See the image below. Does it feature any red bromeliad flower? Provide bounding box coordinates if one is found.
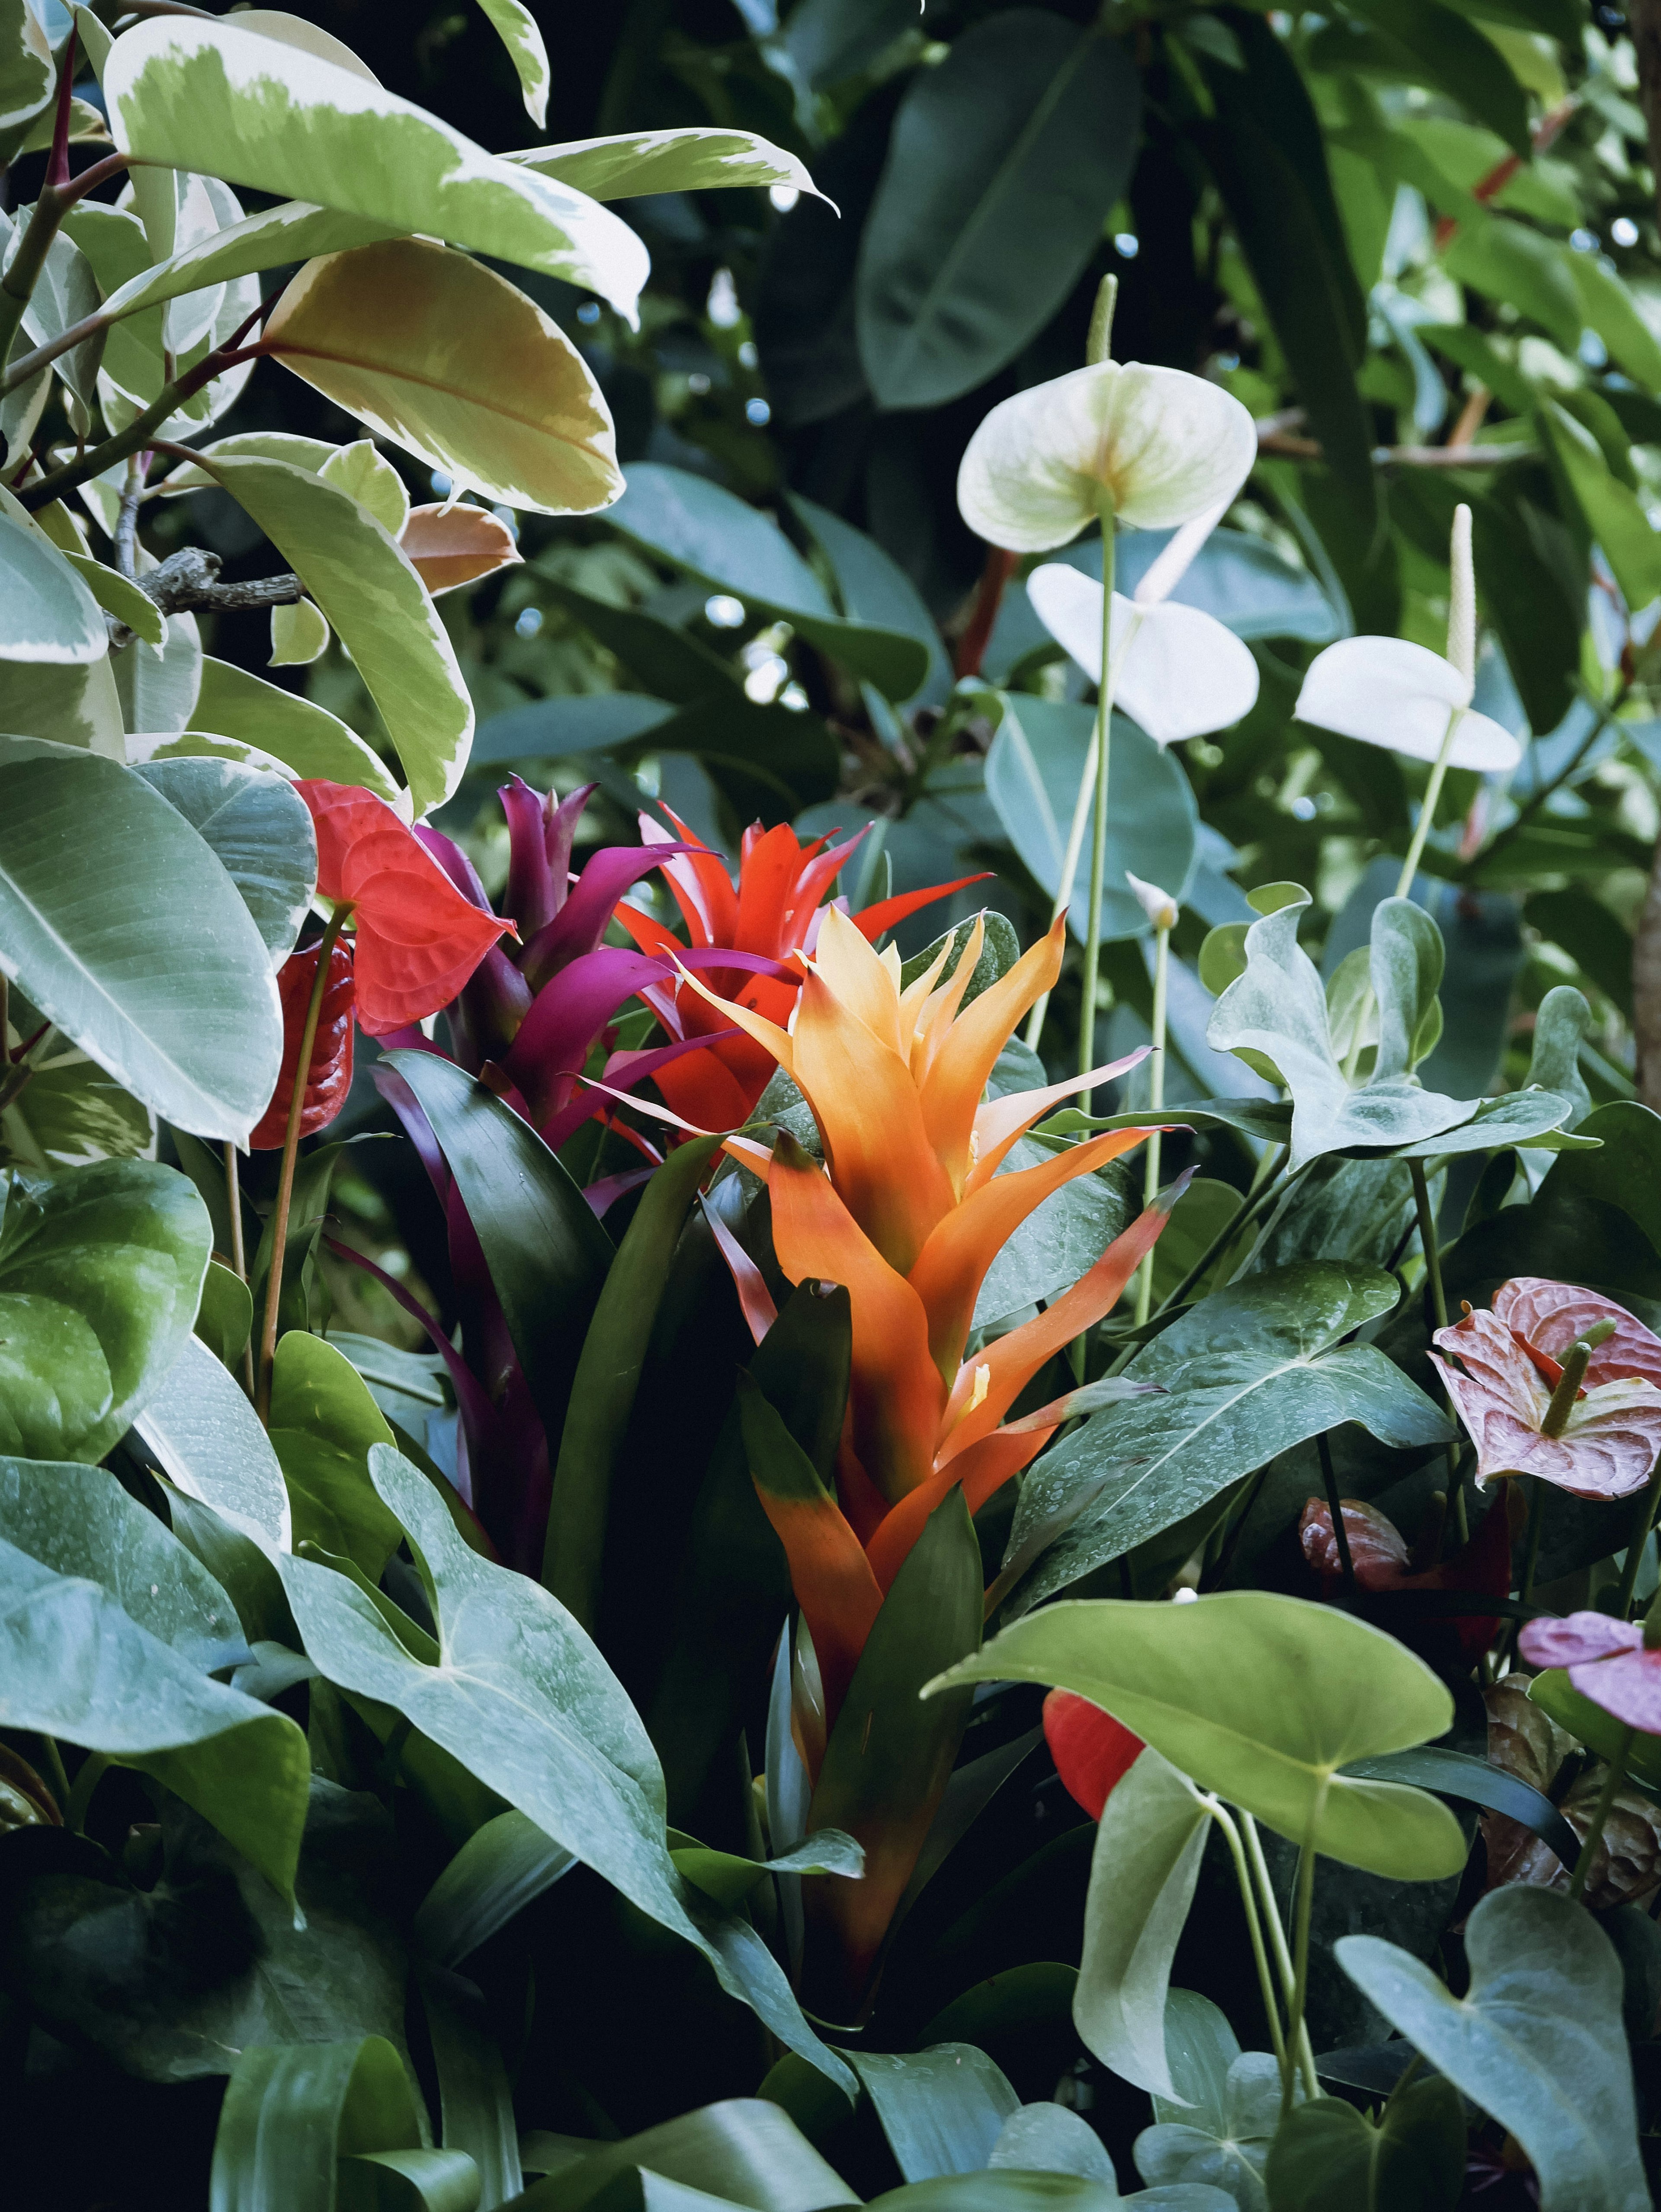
[1299,1489,1516,1657]
[295,781,514,1035]
[1429,1277,1661,1501]
[248,937,355,1149]
[1518,1611,1661,1734]
[610,807,987,1129]
[1044,1689,1144,1819]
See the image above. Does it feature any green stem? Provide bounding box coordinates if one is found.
[1133,922,1170,1327]
[35,1736,71,1821]
[66,1752,110,1835]
[1317,1429,1355,1600]
[1395,708,1463,898]
[1616,1452,1661,1619]
[1410,1157,1466,1545]
[1145,1149,1291,1324]
[255,910,347,1422]
[1468,681,1623,883]
[224,1141,257,1403]
[1206,1799,1286,2065]
[1281,1818,1321,2118]
[1077,515,1116,1099]
[1569,1725,1633,1903]
[1239,1811,1318,2100]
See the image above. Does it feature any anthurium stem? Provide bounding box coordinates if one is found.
[1077,510,1116,1100]
[1205,1799,1286,2066]
[224,1141,257,1402]
[1281,1818,1321,2118]
[1240,1811,1318,2101]
[1409,1157,1466,1545]
[1394,709,1462,899]
[1568,1723,1633,1904]
[1317,1430,1356,1600]
[256,909,348,1422]
[1616,1449,1661,1619]
[1133,920,1170,1326]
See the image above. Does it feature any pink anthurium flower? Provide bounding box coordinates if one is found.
[1518,1612,1661,1734]
[1430,1278,1661,1501]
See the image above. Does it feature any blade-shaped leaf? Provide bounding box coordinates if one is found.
[513,2099,857,2212]
[477,0,549,127]
[211,2035,437,2212]
[269,1331,404,1583]
[413,1807,576,1968]
[509,127,821,203]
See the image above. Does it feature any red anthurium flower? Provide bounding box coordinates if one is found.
[1300,1488,1516,1657]
[611,807,988,1129]
[249,937,354,1149]
[1518,1613,1661,1734]
[1429,1277,1661,1501]
[295,781,514,1036]
[1044,1689,1144,1819]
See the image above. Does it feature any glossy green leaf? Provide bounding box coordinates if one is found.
[787,492,953,708]
[1539,398,1661,614]
[1338,1886,1647,2212]
[987,698,1199,946]
[0,1020,154,1173]
[414,1807,577,1967]
[196,1257,253,1369]
[10,213,105,408]
[1263,2080,1465,2212]
[319,440,411,535]
[1344,1746,1580,1870]
[512,126,819,202]
[191,654,401,797]
[266,239,620,516]
[270,1331,404,1583]
[0,1530,308,1897]
[1074,1748,1212,2100]
[418,1960,522,2209]
[544,1132,721,1625]
[512,2099,857,2212]
[1443,213,1581,350]
[202,455,472,817]
[211,2035,435,2212]
[284,1445,853,2092]
[606,465,927,702]
[856,10,1139,408]
[104,16,649,317]
[115,606,203,737]
[133,1329,294,1553]
[0,1156,209,1460]
[1003,1263,1449,1610]
[1345,0,1528,152]
[62,550,164,646]
[0,752,282,1139]
[135,757,317,966]
[270,598,331,667]
[849,2045,1020,2182]
[0,510,107,663]
[338,2148,484,2211]
[383,1052,612,1469]
[928,1592,1467,1879]
[670,1825,864,1911]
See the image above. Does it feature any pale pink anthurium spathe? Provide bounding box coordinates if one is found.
[1026,504,1261,746]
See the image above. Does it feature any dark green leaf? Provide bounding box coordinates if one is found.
[1344,0,1529,153]
[1343,1747,1579,1870]
[414,1808,576,1968]
[848,2044,1020,2181]
[1263,2079,1465,2212]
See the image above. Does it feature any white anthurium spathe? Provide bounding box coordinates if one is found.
[1293,636,1520,770]
[1027,514,1260,747]
[956,360,1257,553]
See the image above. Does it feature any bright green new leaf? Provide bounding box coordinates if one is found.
[191,654,401,798]
[319,439,411,536]
[477,0,549,128]
[1074,1748,1213,2100]
[1338,1886,1648,2212]
[605,463,930,702]
[927,1592,1467,1879]
[0,753,282,1139]
[269,597,330,666]
[0,1530,308,1900]
[103,15,650,319]
[63,550,165,646]
[284,1445,854,2093]
[0,1157,209,1461]
[135,757,317,965]
[986,697,1199,945]
[1566,249,1661,393]
[1443,213,1581,350]
[509,125,821,203]
[1263,2080,1466,2212]
[1344,0,1530,154]
[133,1329,293,1553]
[849,2045,1020,2181]
[0,511,107,663]
[1539,399,1661,614]
[203,455,472,816]
[1003,1262,1449,1609]
[269,1332,404,1583]
[264,238,622,515]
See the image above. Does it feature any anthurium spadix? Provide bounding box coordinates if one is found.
[1026,516,1261,747]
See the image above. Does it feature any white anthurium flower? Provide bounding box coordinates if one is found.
[1124,871,1180,933]
[1027,514,1260,747]
[1293,637,1520,770]
[956,361,1258,553]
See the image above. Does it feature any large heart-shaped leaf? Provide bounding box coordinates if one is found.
[0,752,282,1141]
[927,1592,1467,1878]
[604,463,929,703]
[135,757,317,966]
[264,239,622,516]
[103,15,648,316]
[203,455,472,816]
[1337,1885,1648,2212]
[0,1158,209,1461]
[985,697,1198,946]
[1003,1263,1449,1610]
[1262,2078,1466,2212]
[283,1444,854,2093]
[855,9,1139,408]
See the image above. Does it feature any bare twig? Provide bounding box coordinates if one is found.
[113,452,148,580]
[106,545,303,646]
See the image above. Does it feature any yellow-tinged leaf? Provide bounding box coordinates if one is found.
[263,238,621,516]
[65,552,166,647]
[269,598,330,666]
[319,439,410,536]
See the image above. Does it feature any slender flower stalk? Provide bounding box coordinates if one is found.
[1126,873,1178,1322]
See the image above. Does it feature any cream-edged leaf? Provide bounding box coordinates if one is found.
[477,0,549,129]
[318,439,410,536]
[269,598,330,667]
[0,512,108,664]
[508,125,824,203]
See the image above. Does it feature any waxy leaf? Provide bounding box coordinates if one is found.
[414,1808,576,1967]
[0,510,107,664]
[104,16,650,317]
[849,2045,1020,2181]
[0,1158,209,1462]
[284,1444,855,2092]
[988,2106,1118,2185]
[1004,1263,1449,1610]
[265,240,622,515]
[211,2034,460,2212]
[268,1332,403,1583]
[1134,1997,1289,2210]
[95,196,400,330]
[0,752,282,1141]
[928,1592,1467,1878]
[135,757,317,967]
[63,549,166,647]
[192,654,401,798]
[115,607,203,737]
[204,458,472,817]
[511,126,820,202]
[0,0,52,170]
[478,0,549,125]
[514,2099,857,2211]
[1263,2080,1466,2212]
[133,1329,293,1554]
[320,440,410,536]
[401,502,521,596]
[1339,1885,1648,2212]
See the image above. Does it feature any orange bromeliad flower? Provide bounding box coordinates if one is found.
[611,808,985,1130]
[689,907,1173,1735]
